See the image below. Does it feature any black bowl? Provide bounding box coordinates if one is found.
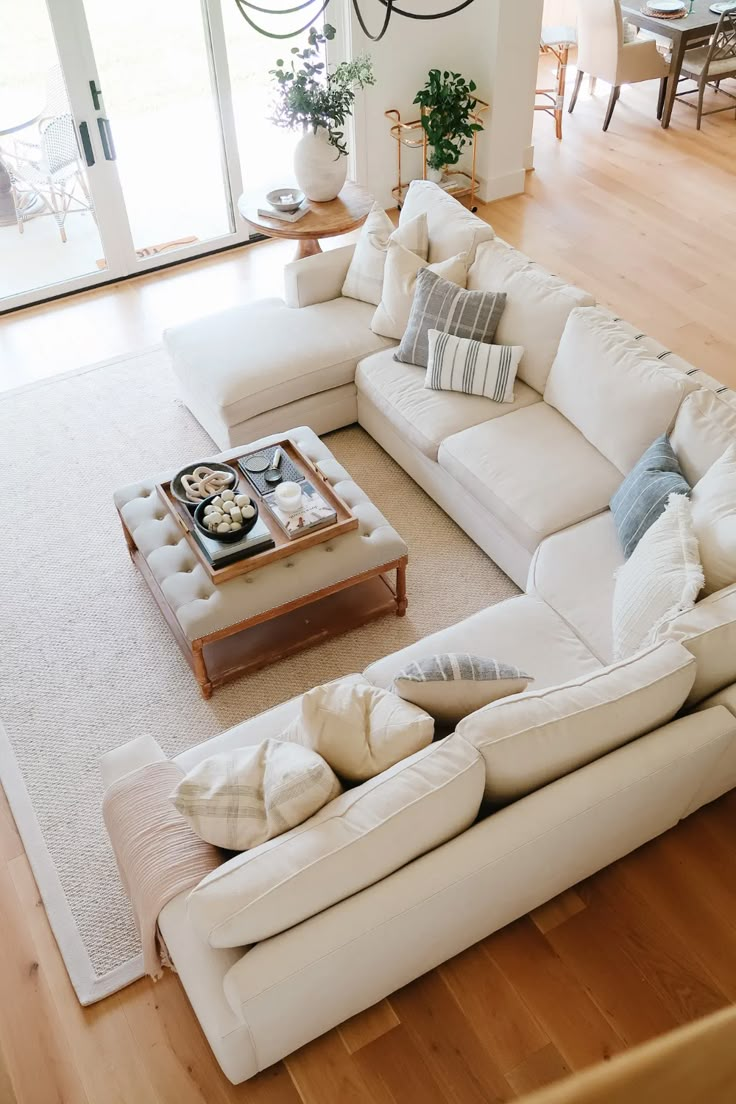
[171,461,239,509]
[193,493,259,543]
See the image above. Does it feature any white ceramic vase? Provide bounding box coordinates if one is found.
[427,156,445,185]
[293,128,348,202]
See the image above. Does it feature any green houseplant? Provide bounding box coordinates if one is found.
[271,25,374,202]
[413,69,483,181]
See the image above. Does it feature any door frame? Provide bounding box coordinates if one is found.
[1,0,255,314]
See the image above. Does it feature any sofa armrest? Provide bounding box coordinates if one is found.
[283,244,356,309]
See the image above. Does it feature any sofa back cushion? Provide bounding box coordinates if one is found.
[544,309,697,474]
[467,239,595,393]
[399,179,494,265]
[187,733,485,948]
[654,584,736,705]
[456,640,696,803]
[670,388,736,487]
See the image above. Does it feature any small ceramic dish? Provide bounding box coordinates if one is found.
[266,188,305,214]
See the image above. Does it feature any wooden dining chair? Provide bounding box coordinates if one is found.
[676,9,736,129]
[569,0,671,130]
[536,25,578,139]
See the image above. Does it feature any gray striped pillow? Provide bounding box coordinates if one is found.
[426,329,523,403]
[394,653,532,725]
[395,268,507,367]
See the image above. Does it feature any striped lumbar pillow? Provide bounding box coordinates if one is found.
[395,267,507,368]
[426,329,523,403]
[394,653,532,725]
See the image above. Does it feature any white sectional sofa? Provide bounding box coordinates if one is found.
[104,182,736,1084]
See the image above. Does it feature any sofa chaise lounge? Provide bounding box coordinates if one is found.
[103,182,736,1084]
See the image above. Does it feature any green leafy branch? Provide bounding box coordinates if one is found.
[270,25,375,156]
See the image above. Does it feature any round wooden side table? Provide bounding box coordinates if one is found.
[238,181,373,260]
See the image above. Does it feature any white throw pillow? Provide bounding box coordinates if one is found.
[370,241,468,341]
[280,680,434,781]
[188,734,485,947]
[170,739,341,851]
[690,445,736,596]
[670,388,736,487]
[544,308,695,474]
[456,639,695,803]
[426,329,524,404]
[393,653,532,725]
[612,494,704,660]
[341,206,429,306]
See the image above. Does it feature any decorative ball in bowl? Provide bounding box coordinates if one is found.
[266,188,305,214]
[194,491,259,543]
[171,462,239,509]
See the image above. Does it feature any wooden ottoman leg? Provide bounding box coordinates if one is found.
[396,559,408,617]
[192,640,213,699]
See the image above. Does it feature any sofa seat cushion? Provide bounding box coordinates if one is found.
[356,348,541,461]
[467,239,595,394]
[187,734,485,947]
[164,297,394,430]
[528,511,623,664]
[438,403,623,552]
[457,640,696,803]
[544,308,697,475]
[398,179,495,264]
[364,594,601,695]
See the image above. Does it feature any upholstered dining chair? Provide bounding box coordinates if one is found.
[676,9,736,129]
[569,0,671,131]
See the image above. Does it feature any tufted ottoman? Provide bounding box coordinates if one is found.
[113,428,408,698]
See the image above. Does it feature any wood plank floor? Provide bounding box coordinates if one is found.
[1,63,736,1103]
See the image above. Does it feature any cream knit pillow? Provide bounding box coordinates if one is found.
[341,206,429,306]
[171,739,341,851]
[612,494,704,660]
[280,680,434,781]
[371,241,468,341]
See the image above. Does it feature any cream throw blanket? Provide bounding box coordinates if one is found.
[102,761,222,978]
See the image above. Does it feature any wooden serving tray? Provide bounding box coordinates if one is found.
[156,437,359,584]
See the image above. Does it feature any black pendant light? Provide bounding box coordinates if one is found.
[233,0,477,41]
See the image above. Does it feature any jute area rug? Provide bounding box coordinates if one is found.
[0,347,518,1004]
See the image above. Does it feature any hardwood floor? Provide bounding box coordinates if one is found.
[1,65,736,1103]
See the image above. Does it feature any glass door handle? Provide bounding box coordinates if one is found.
[78,122,95,167]
[97,117,117,161]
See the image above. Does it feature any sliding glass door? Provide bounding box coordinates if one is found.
[0,0,288,312]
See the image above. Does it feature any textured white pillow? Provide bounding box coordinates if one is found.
[612,494,704,660]
[170,739,341,851]
[370,241,468,340]
[341,206,428,306]
[690,445,736,596]
[280,680,434,781]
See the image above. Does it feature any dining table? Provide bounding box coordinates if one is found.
[620,0,725,128]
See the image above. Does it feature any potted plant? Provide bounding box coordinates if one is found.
[413,69,483,184]
[271,25,374,203]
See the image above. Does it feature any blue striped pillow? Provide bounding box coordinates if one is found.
[610,435,690,559]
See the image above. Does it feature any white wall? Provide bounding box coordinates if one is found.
[342,0,544,207]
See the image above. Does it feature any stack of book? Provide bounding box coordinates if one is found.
[264,481,337,540]
[191,514,274,568]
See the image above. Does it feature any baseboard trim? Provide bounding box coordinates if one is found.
[478,168,528,203]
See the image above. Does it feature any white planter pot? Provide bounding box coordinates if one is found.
[293,128,348,202]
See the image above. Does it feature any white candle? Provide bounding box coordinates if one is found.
[274,481,303,514]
